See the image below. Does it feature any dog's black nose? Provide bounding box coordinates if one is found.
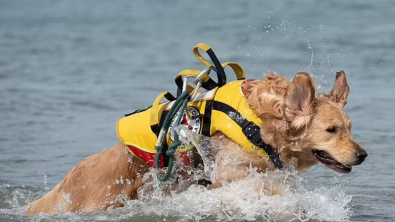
[355,149,367,165]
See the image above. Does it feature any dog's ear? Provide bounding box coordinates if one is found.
[285,72,315,130]
[328,71,349,107]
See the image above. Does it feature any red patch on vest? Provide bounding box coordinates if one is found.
[241,79,256,97]
[126,145,193,169]
[126,145,164,168]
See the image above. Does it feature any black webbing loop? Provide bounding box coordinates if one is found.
[205,48,226,87]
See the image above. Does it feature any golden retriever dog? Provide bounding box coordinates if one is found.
[26,71,367,214]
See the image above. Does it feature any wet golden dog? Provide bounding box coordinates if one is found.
[26,71,367,214]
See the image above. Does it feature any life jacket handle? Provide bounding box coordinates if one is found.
[221,62,246,80]
[174,62,246,96]
[193,43,227,88]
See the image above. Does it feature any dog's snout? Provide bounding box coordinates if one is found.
[355,149,367,165]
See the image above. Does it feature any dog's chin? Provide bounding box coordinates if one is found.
[312,150,352,173]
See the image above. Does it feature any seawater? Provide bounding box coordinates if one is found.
[1,0,394,221]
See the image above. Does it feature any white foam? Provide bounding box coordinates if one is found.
[0,127,352,221]
[120,168,351,222]
[117,126,352,221]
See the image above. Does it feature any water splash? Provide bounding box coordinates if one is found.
[123,126,352,221]
[0,127,352,221]
[0,176,352,222]
[120,168,351,222]
[174,125,220,180]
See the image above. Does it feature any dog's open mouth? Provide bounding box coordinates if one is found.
[312,150,352,173]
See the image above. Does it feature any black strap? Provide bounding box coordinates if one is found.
[212,101,283,169]
[205,48,226,87]
[201,100,213,136]
[175,46,227,95]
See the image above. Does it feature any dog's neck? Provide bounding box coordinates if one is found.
[243,77,318,172]
[257,119,317,172]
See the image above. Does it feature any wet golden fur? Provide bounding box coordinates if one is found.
[26,71,367,214]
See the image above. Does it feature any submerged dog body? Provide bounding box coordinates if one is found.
[26,71,367,214]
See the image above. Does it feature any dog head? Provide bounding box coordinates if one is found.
[283,71,367,173]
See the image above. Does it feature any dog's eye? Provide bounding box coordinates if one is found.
[326,127,337,133]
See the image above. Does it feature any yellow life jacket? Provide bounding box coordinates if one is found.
[116,80,267,167]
